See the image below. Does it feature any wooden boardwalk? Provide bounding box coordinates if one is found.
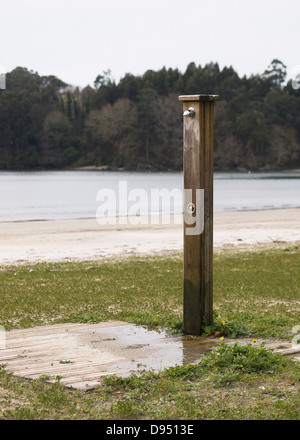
[0,321,298,390]
[0,321,219,389]
[0,322,132,389]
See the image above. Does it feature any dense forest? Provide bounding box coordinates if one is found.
[0,59,300,171]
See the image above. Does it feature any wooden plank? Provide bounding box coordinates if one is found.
[2,357,126,373]
[0,321,135,389]
[4,321,128,340]
[11,362,124,377]
[5,335,70,348]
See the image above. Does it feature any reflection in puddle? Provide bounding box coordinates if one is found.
[79,324,218,377]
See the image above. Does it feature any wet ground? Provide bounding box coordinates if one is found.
[0,321,298,389]
[77,323,219,375]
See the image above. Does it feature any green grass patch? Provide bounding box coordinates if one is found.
[0,246,299,419]
[213,245,300,339]
[1,340,299,420]
[0,246,299,339]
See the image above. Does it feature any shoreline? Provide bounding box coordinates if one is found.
[0,207,299,265]
[1,204,300,224]
[2,167,300,173]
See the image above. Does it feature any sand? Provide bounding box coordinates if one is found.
[0,208,299,265]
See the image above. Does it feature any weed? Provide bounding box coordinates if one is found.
[202,314,252,338]
[200,342,288,377]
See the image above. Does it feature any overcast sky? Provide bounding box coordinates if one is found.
[1,0,299,88]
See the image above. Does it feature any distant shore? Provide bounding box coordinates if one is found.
[72,166,300,174]
[58,166,300,173]
[2,166,300,173]
[0,208,299,265]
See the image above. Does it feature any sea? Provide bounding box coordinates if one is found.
[0,170,299,222]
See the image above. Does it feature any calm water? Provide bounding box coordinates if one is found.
[0,170,299,222]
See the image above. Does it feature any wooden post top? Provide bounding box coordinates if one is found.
[179,94,220,102]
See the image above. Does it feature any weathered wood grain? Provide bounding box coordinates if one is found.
[180,95,219,334]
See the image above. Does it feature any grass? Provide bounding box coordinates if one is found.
[0,245,299,419]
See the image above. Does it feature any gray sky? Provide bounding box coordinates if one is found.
[1,0,299,88]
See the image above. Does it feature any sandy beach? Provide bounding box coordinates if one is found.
[0,208,299,265]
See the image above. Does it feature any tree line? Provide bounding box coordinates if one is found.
[0,59,299,171]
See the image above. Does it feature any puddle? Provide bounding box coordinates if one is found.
[2,321,298,389]
[78,324,218,376]
[1,321,219,389]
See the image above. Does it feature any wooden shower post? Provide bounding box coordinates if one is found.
[179,94,219,335]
